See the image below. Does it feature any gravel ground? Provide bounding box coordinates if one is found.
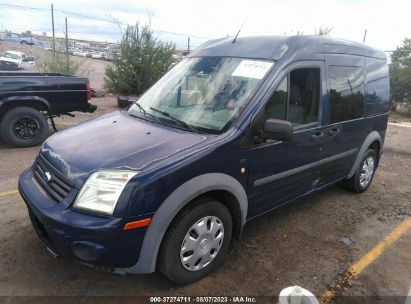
[0,113,410,303]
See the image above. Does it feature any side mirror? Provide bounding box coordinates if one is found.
[117,96,134,108]
[263,118,293,141]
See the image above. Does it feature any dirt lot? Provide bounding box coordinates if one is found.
[0,42,410,303]
[1,130,410,303]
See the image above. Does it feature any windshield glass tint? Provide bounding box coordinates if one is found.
[3,53,20,60]
[128,57,274,132]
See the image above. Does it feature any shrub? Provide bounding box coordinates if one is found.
[104,23,176,95]
[39,51,82,75]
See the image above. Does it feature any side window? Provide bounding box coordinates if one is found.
[288,68,320,125]
[244,67,321,146]
[365,59,389,115]
[264,68,320,126]
[329,66,365,123]
[264,75,287,120]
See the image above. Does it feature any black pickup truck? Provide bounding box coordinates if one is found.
[0,72,96,147]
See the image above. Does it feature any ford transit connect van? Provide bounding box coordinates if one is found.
[18,35,389,284]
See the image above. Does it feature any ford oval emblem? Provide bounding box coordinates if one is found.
[45,172,52,182]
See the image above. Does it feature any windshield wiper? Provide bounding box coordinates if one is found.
[128,100,161,124]
[149,107,198,133]
[133,100,147,114]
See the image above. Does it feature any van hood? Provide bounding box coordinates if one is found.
[40,111,211,188]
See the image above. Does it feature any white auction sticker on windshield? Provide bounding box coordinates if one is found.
[232,60,273,79]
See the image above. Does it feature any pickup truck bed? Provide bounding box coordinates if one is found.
[0,72,97,147]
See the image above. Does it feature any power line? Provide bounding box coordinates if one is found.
[0,2,212,40]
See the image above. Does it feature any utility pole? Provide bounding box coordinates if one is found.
[65,17,69,74]
[363,29,367,43]
[51,4,56,52]
[187,37,190,52]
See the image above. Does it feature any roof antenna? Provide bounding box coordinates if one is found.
[363,29,367,43]
[232,18,247,43]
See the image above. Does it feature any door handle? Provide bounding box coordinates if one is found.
[328,128,341,136]
[311,132,324,141]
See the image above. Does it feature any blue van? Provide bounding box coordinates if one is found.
[18,35,389,284]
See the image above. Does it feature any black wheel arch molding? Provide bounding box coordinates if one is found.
[118,172,248,274]
[347,130,383,179]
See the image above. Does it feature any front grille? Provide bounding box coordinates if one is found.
[33,155,74,203]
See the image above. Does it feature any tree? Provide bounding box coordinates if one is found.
[389,38,411,112]
[315,26,333,36]
[104,23,176,95]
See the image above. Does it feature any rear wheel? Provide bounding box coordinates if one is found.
[158,198,232,284]
[343,149,377,193]
[0,107,49,147]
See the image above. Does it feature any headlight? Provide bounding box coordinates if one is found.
[73,170,138,215]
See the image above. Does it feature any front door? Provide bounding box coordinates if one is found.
[244,62,328,218]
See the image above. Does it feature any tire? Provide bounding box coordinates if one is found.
[0,107,49,147]
[158,198,233,285]
[342,149,378,193]
[20,41,27,45]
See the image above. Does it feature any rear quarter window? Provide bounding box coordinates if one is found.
[329,66,365,123]
[365,59,389,115]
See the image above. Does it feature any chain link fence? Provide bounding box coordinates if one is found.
[385,50,411,115]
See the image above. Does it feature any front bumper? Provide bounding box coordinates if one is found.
[18,167,146,268]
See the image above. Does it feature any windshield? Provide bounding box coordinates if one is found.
[3,52,21,60]
[128,57,274,133]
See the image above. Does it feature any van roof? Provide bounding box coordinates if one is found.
[189,35,386,61]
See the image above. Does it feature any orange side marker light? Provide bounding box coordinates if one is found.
[123,218,151,230]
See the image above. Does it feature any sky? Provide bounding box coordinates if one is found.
[0,0,410,51]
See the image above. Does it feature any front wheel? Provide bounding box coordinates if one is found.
[343,149,378,193]
[0,107,49,147]
[158,198,233,285]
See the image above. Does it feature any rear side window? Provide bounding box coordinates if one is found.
[365,59,389,115]
[329,66,365,123]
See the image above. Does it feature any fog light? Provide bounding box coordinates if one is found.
[71,242,99,262]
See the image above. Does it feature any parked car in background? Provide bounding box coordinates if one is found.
[2,33,38,45]
[20,36,39,45]
[72,49,84,57]
[91,52,108,60]
[0,51,35,70]
[2,33,20,43]
[0,72,96,147]
[17,36,389,284]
